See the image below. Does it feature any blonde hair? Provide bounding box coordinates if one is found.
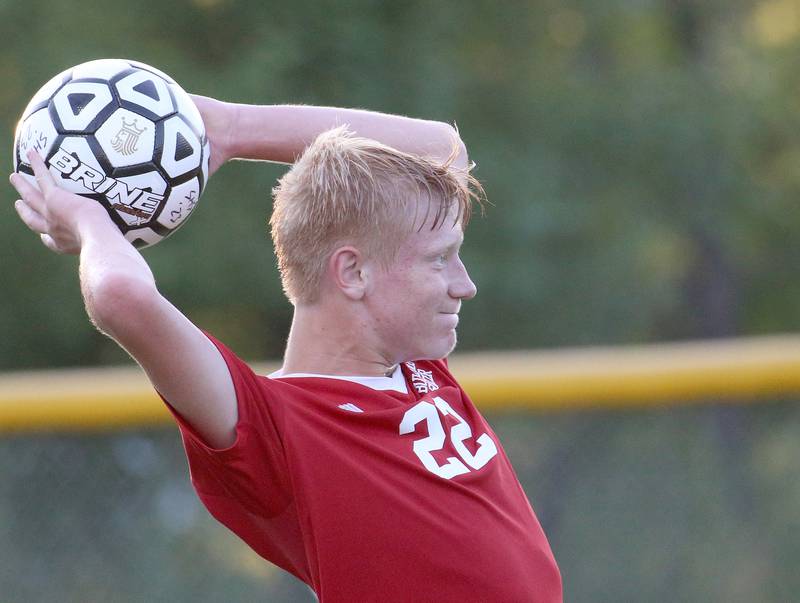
[270,125,483,304]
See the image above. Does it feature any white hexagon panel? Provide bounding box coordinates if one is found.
[71,59,131,81]
[160,116,202,179]
[115,69,174,118]
[111,170,168,227]
[46,137,106,196]
[156,177,201,230]
[14,108,58,171]
[96,108,156,167]
[51,81,113,131]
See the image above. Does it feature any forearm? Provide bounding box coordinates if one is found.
[206,98,466,167]
[75,201,237,449]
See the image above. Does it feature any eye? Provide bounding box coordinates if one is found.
[434,253,450,265]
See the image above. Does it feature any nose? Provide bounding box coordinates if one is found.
[449,255,477,301]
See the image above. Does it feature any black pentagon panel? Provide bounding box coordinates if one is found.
[130,238,149,249]
[173,131,194,161]
[133,78,160,102]
[67,92,95,116]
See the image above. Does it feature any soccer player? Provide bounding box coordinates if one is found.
[10,98,562,602]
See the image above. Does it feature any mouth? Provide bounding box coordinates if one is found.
[439,312,460,326]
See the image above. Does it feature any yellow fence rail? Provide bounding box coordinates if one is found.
[2,334,800,432]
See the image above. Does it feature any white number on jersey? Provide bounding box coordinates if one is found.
[399,396,498,480]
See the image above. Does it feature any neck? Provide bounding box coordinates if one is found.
[282,303,396,377]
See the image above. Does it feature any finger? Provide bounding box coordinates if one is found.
[40,233,61,254]
[27,149,56,195]
[9,172,47,215]
[14,199,47,234]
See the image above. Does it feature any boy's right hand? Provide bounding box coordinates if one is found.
[10,150,116,255]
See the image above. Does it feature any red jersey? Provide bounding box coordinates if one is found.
[169,335,562,602]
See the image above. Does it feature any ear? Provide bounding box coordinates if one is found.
[329,246,367,300]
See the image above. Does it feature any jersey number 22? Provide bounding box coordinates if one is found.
[399,397,498,480]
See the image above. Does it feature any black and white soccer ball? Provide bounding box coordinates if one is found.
[13,59,209,248]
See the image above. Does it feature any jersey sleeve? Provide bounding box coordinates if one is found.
[163,333,292,518]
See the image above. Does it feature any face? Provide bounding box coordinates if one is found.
[363,214,477,364]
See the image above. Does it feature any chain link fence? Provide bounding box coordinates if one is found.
[3,399,800,602]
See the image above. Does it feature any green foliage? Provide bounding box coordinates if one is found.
[2,0,800,367]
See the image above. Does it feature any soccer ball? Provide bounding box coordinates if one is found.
[13,59,209,248]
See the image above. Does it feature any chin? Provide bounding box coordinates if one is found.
[414,332,458,361]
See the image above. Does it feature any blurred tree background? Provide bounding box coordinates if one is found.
[5,0,800,368]
[2,0,800,601]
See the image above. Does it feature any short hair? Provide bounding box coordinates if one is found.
[270,125,483,304]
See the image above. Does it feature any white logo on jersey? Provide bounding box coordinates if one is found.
[338,403,364,413]
[405,361,439,394]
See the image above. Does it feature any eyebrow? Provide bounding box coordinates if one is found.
[448,238,463,253]
[438,232,464,255]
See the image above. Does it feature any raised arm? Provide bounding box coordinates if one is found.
[193,96,468,174]
[10,100,466,449]
[10,151,237,448]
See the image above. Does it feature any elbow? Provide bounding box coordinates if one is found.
[84,273,161,339]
